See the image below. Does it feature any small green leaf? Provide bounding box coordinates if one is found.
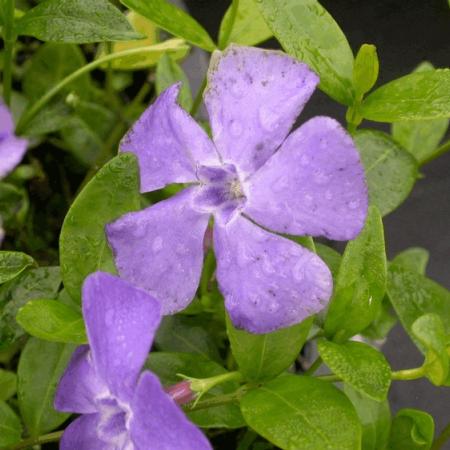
[16,0,141,43]
[18,338,75,436]
[391,247,429,275]
[318,339,391,400]
[353,44,379,97]
[325,206,387,341]
[0,401,23,447]
[361,69,450,122]
[388,409,434,450]
[218,0,272,47]
[391,63,449,164]
[241,374,361,450]
[156,53,193,111]
[0,369,16,401]
[147,352,244,429]
[256,0,354,105]
[16,299,86,345]
[60,153,141,302]
[0,251,36,285]
[354,130,418,216]
[120,0,216,51]
[227,315,313,381]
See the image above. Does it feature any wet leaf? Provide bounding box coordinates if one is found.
[0,251,36,285]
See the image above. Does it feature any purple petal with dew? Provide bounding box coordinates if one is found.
[59,414,110,450]
[214,215,332,334]
[130,371,212,450]
[107,188,210,315]
[120,83,219,193]
[244,116,368,241]
[82,272,161,399]
[204,44,318,176]
[0,135,28,179]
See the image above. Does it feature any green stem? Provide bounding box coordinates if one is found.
[218,0,240,49]
[2,0,16,106]
[421,140,450,166]
[304,356,322,375]
[181,371,243,398]
[15,45,162,135]
[190,75,207,117]
[431,421,450,450]
[7,431,63,450]
[186,389,245,412]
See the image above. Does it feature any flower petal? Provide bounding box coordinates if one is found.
[82,272,162,398]
[244,116,368,240]
[54,346,106,414]
[60,414,110,450]
[107,188,209,315]
[0,136,28,179]
[204,45,318,176]
[214,215,332,333]
[0,102,14,135]
[120,83,219,192]
[130,371,212,450]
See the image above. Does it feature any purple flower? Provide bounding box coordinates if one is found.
[54,271,212,450]
[107,45,368,334]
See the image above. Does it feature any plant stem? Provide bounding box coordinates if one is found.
[431,421,450,450]
[187,388,245,412]
[218,0,240,49]
[304,356,322,375]
[2,0,16,106]
[7,431,63,450]
[190,75,207,117]
[421,139,450,166]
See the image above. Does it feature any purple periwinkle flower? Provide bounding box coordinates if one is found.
[107,45,368,334]
[54,271,212,450]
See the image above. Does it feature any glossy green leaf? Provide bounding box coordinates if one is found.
[60,153,140,302]
[344,385,391,450]
[256,0,354,105]
[354,130,418,216]
[16,0,141,43]
[156,53,193,111]
[318,339,391,400]
[0,369,16,401]
[219,0,272,47]
[0,267,61,349]
[120,0,216,51]
[18,338,75,436]
[0,251,36,285]
[353,44,379,97]
[147,352,244,429]
[227,315,313,381]
[17,299,86,344]
[391,63,449,164]
[388,409,434,450]
[391,247,429,275]
[412,314,448,385]
[325,206,387,341]
[0,401,22,447]
[361,69,450,122]
[241,374,361,450]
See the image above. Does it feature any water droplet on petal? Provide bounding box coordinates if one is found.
[152,236,163,252]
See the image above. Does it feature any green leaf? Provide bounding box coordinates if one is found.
[411,314,448,385]
[387,264,450,349]
[0,369,16,401]
[0,401,23,447]
[325,206,387,341]
[361,69,450,122]
[22,101,73,136]
[219,0,272,47]
[256,0,354,105]
[147,352,244,429]
[0,267,61,349]
[241,374,361,450]
[60,153,140,302]
[227,315,312,381]
[391,247,429,275]
[353,44,379,98]
[16,299,86,345]
[315,243,341,279]
[156,53,193,111]
[388,409,434,450]
[16,0,141,43]
[0,251,36,285]
[354,130,418,216]
[0,182,28,227]
[391,63,449,164]
[344,385,391,450]
[120,0,216,51]
[361,297,397,341]
[18,338,75,436]
[318,339,391,401]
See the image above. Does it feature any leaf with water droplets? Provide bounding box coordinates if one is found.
[0,251,36,285]
[60,153,141,302]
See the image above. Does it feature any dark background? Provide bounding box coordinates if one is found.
[181,0,450,441]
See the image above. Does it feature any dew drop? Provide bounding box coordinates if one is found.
[152,236,163,252]
[230,121,243,137]
[258,106,279,131]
